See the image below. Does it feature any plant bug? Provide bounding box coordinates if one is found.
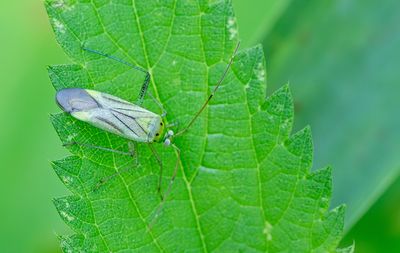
[56,42,240,228]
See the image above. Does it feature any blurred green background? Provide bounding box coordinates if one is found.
[0,0,399,252]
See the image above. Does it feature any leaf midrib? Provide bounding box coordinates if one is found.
[129,0,208,251]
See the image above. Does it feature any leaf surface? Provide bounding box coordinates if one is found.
[46,0,349,252]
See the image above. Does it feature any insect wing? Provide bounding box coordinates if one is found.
[56,88,161,142]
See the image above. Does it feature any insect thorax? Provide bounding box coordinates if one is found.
[151,118,165,143]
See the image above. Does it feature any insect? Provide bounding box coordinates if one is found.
[56,42,240,227]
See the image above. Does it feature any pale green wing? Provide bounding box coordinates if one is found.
[60,88,162,142]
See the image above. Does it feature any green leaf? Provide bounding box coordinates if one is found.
[46,0,348,252]
[262,0,400,229]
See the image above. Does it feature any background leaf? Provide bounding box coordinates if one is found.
[0,1,70,252]
[232,0,292,46]
[341,176,400,252]
[46,0,347,252]
[261,0,400,229]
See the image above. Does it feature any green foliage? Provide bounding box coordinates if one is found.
[233,0,292,46]
[46,0,350,252]
[262,0,400,229]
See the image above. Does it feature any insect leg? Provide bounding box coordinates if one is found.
[93,141,139,191]
[148,143,164,195]
[148,144,180,230]
[166,121,179,128]
[81,47,150,106]
[64,141,134,157]
[147,93,167,117]
[93,164,135,191]
[137,73,151,106]
[128,142,139,166]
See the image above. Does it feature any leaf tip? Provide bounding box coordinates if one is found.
[253,44,265,57]
[281,82,291,93]
[321,165,333,175]
[50,160,57,169]
[285,126,314,168]
[49,113,59,125]
[334,203,347,214]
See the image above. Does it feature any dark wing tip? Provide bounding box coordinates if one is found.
[56,88,99,113]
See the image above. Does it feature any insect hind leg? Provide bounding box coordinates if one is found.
[148,93,167,117]
[148,144,181,230]
[137,72,151,106]
[92,142,140,191]
[63,141,140,191]
[148,143,164,197]
[94,164,136,191]
[81,46,151,106]
[63,141,135,157]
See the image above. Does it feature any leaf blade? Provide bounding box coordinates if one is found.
[47,0,348,252]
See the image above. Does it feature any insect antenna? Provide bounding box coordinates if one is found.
[81,47,151,105]
[174,41,241,137]
[148,144,181,230]
[148,143,164,194]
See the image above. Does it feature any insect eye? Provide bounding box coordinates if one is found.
[156,133,160,136]
[160,122,163,126]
